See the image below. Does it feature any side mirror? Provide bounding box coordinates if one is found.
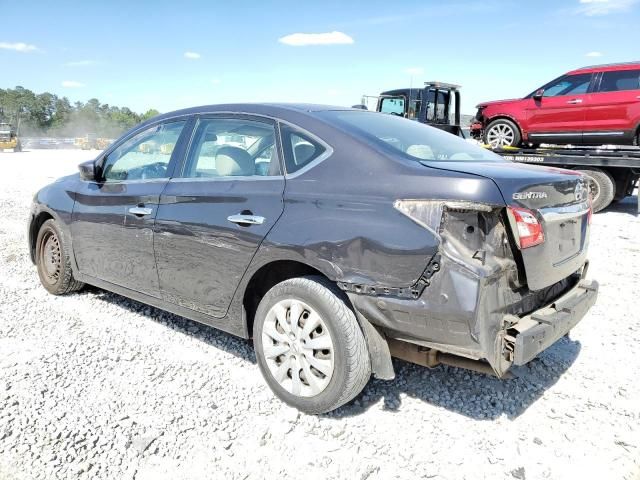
[78,160,98,181]
[533,89,544,100]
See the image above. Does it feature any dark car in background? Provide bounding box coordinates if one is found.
[28,104,598,413]
[471,62,640,147]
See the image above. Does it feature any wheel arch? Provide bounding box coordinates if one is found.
[485,114,524,138]
[240,258,395,380]
[242,259,327,338]
[29,210,56,264]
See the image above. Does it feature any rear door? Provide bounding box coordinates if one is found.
[71,119,189,297]
[583,68,640,144]
[525,73,593,144]
[154,115,285,318]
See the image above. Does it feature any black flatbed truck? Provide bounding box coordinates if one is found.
[489,145,640,212]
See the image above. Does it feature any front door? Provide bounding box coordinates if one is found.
[525,73,593,144]
[71,119,189,297]
[154,115,285,318]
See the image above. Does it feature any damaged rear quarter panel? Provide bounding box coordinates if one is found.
[264,155,506,289]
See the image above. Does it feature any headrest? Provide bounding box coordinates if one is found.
[406,144,434,160]
[294,143,316,165]
[215,146,254,176]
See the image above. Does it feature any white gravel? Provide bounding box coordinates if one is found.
[0,149,639,480]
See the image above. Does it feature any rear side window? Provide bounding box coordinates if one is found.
[280,125,326,174]
[599,70,640,92]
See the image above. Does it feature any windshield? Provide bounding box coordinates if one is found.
[318,110,504,163]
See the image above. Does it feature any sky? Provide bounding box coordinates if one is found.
[1,0,639,115]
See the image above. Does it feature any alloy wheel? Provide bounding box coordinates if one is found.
[486,124,515,147]
[261,298,335,397]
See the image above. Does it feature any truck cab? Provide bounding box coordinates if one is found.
[369,82,463,137]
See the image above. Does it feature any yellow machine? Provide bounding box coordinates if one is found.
[75,134,112,150]
[0,123,21,152]
[74,133,98,150]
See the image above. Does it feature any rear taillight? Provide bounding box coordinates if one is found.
[507,206,544,249]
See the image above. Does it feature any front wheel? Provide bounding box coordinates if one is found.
[253,276,371,414]
[483,119,521,148]
[36,219,84,295]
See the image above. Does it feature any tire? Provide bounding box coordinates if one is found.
[253,276,371,414]
[483,119,522,148]
[36,219,84,295]
[576,168,615,213]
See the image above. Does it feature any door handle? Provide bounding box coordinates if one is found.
[227,214,265,225]
[128,206,153,216]
[566,99,583,104]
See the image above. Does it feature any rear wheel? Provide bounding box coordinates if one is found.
[253,276,371,414]
[576,168,615,213]
[483,119,521,148]
[36,219,84,295]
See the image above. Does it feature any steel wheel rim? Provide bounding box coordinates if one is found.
[41,231,61,283]
[261,298,335,397]
[486,124,515,147]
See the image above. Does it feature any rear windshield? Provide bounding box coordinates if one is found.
[318,110,504,163]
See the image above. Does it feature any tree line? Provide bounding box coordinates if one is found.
[0,86,160,138]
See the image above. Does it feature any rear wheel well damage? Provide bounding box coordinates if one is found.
[29,211,54,263]
[242,259,396,380]
[243,260,323,338]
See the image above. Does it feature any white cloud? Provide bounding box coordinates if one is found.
[0,42,38,52]
[576,0,638,16]
[278,31,354,46]
[405,67,424,75]
[184,51,201,59]
[61,80,85,88]
[64,60,98,67]
[211,78,221,85]
[585,51,603,57]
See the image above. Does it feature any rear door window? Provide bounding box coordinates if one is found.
[181,117,281,178]
[598,69,640,92]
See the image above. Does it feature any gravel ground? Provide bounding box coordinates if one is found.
[1,149,639,480]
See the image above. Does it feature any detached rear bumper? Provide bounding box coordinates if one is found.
[508,279,598,366]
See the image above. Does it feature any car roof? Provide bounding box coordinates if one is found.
[154,103,353,123]
[568,61,640,75]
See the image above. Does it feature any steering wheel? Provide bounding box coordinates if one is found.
[140,162,167,179]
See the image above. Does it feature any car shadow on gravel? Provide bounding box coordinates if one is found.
[82,286,581,421]
[83,286,257,364]
[326,337,582,421]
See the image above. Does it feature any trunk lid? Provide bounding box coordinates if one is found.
[423,161,591,291]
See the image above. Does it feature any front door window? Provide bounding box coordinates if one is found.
[101,121,186,181]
